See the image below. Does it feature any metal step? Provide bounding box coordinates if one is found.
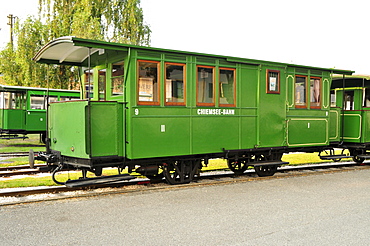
[65,174,136,188]
[253,161,289,167]
[356,155,370,159]
[320,155,352,160]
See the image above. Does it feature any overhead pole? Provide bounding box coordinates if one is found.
[7,14,16,48]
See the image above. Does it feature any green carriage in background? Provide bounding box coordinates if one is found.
[0,85,80,142]
[330,75,370,163]
[32,36,355,185]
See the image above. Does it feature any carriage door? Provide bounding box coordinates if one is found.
[258,69,286,147]
[26,94,47,131]
[342,89,362,142]
[3,92,26,130]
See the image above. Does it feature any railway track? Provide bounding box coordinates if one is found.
[0,164,48,177]
[0,152,29,157]
[1,161,369,206]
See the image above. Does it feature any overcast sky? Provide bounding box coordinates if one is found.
[0,0,368,74]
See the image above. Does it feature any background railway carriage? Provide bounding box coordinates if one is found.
[32,36,354,185]
[330,75,370,163]
[0,85,80,142]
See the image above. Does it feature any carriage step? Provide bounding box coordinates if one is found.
[356,155,370,159]
[65,174,136,187]
[253,161,289,167]
[320,155,352,160]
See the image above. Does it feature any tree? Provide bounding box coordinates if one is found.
[0,0,151,88]
[0,17,49,87]
[39,0,151,45]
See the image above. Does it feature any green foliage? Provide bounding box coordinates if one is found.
[0,0,151,88]
[39,0,151,45]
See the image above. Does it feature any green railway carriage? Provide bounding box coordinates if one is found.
[32,36,354,185]
[330,75,370,163]
[0,85,80,141]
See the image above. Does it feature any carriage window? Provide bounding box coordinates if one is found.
[310,77,321,108]
[30,95,45,109]
[364,89,370,107]
[267,70,280,94]
[84,70,93,99]
[295,76,306,108]
[98,69,106,101]
[330,90,336,107]
[197,66,214,106]
[2,92,26,109]
[60,96,80,101]
[219,68,235,106]
[165,63,185,106]
[0,92,9,109]
[138,60,160,105]
[111,61,124,96]
[344,91,354,110]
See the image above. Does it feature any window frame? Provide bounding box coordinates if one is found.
[30,94,45,110]
[295,75,307,108]
[219,67,236,107]
[344,90,354,110]
[137,60,160,106]
[164,62,186,106]
[111,60,125,97]
[196,65,215,107]
[363,88,370,108]
[266,70,280,94]
[310,76,321,109]
[97,68,107,101]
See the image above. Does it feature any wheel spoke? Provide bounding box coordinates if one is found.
[228,160,248,174]
[163,160,198,185]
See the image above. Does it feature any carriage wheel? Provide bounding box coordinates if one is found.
[227,159,248,174]
[353,155,365,164]
[350,149,365,164]
[254,165,278,177]
[93,167,103,176]
[163,160,198,185]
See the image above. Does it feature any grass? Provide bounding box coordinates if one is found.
[282,150,351,165]
[0,138,353,189]
[0,134,45,153]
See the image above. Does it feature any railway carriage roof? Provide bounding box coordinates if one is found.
[0,84,79,93]
[331,75,370,89]
[33,36,354,75]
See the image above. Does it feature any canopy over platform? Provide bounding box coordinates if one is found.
[33,36,131,66]
[33,36,355,75]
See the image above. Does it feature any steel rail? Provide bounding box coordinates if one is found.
[0,152,29,157]
[0,164,46,172]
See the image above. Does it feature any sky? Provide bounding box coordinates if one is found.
[0,0,368,74]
